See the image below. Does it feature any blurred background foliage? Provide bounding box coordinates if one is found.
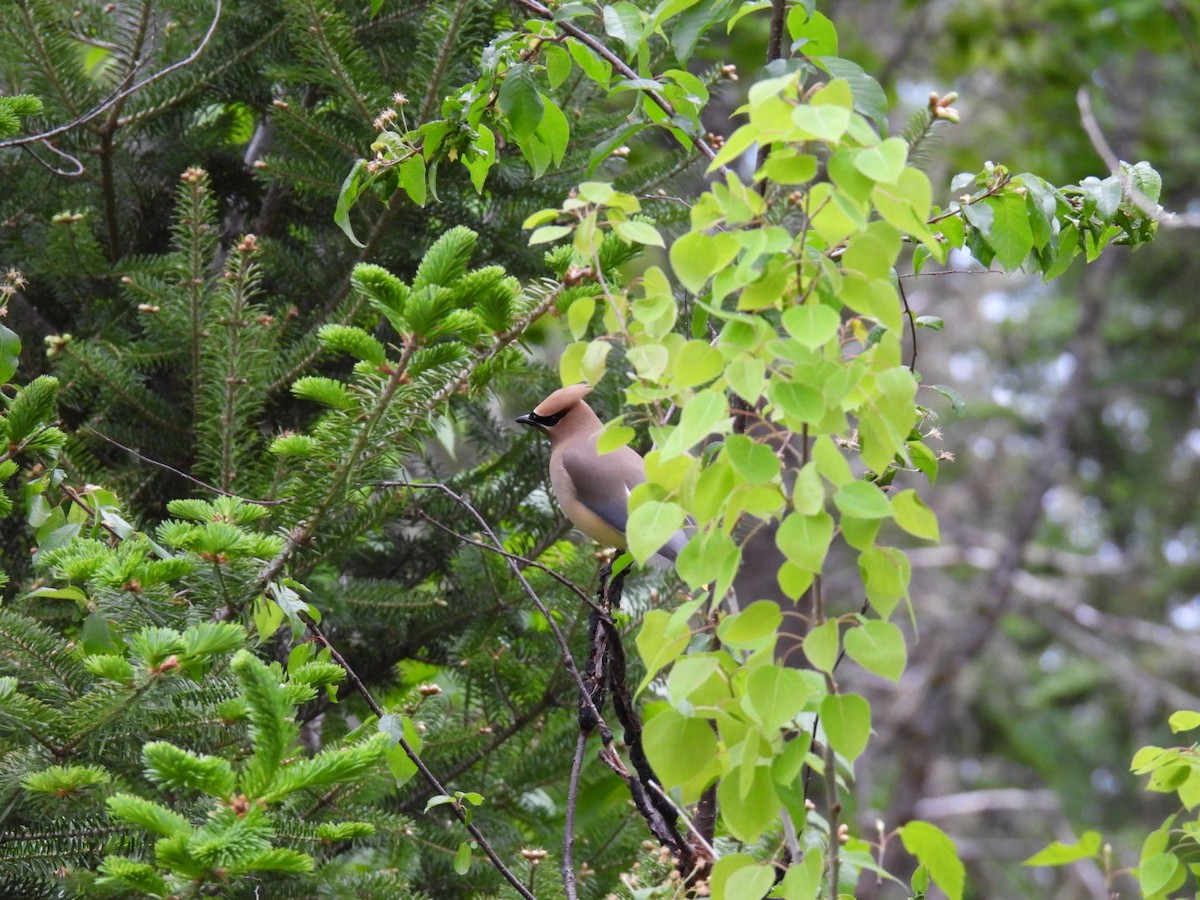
[822,0,1200,896]
[1,0,1197,897]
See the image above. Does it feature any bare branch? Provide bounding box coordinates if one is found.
[20,140,84,178]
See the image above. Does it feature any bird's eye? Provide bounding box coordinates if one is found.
[533,409,568,426]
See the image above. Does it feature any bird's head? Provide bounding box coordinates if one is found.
[516,383,595,438]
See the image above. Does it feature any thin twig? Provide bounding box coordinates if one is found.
[897,276,917,372]
[413,509,597,609]
[563,732,588,900]
[898,268,1003,278]
[299,610,536,900]
[649,781,719,861]
[84,428,290,506]
[20,140,84,177]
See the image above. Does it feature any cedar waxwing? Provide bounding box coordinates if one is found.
[516,384,688,561]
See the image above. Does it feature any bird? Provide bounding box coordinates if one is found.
[516,383,688,562]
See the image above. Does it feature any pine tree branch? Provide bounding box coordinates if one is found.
[418,0,473,124]
[13,0,84,120]
[99,1,153,133]
[0,0,223,152]
[294,0,374,122]
[119,24,284,129]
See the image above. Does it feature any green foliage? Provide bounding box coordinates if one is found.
[0,0,1177,897]
[0,93,42,138]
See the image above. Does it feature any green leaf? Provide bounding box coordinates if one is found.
[986,193,1035,271]
[759,152,818,185]
[1022,831,1102,867]
[537,96,570,166]
[670,231,741,293]
[816,56,888,131]
[567,296,595,340]
[711,854,776,900]
[899,821,965,900]
[858,546,911,618]
[671,341,725,389]
[380,715,422,787]
[929,383,966,416]
[833,481,892,519]
[820,693,871,761]
[782,304,841,349]
[790,103,850,142]
[499,66,544,139]
[725,356,766,404]
[718,761,779,842]
[463,124,496,192]
[774,851,823,900]
[544,43,572,88]
[1139,851,1183,897]
[660,388,729,458]
[627,344,669,380]
[843,620,906,682]
[776,511,834,573]
[334,159,372,248]
[603,2,644,56]
[530,224,573,245]
[891,489,939,541]
[718,600,782,650]
[397,155,426,206]
[676,528,740,598]
[1169,711,1200,733]
[723,434,780,483]
[667,655,725,707]
[567,38,612,86]
[787,8,838,56]
[0,324,19,384]
[614,219,664,247]
[743,664,811,731]
[802,620,838,673]
[853,138,908,184]
[769,380,823,425]
[644,706,721,798]
[636,608,691,688]
[454,840,472,875]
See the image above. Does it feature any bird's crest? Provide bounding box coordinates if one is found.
[533,383,593,416]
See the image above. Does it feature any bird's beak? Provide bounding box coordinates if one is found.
[515,412,540,430]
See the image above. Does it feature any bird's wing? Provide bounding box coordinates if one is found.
[559,440,644,535]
